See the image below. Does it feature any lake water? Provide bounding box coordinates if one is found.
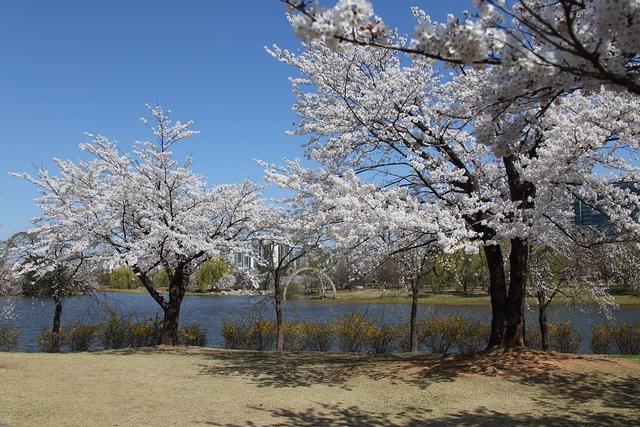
[1,293,638,352]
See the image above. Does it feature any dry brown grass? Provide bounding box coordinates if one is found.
[0,347,637,426]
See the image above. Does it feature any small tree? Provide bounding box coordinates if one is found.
[9,231,93,352]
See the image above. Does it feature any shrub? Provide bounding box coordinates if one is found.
[247,319,276,351]
[101,312,132,349]
[0,324,19,352]
[302,322,333,352]
[221,318,276,351]
[591,324,614,354]
[221,322,242,349]
[36,327,66,352]
[68,323,99,352]
[283,322,307,351]
[454,320,489,354]
[612,322,640,355]
[549,323,582,353]
[128,318,162,348]
[179,324,208,347]
[365,323,400,354]
[418,317,458,355]
[525,325,543,350]
[334,312,369,353]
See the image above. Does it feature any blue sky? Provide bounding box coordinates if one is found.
[0,0,472,238]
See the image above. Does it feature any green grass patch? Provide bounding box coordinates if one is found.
[606,354,640,361]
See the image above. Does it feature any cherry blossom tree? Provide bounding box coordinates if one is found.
[267,29,640,347]
[249,201,319,352]
[528,226,620,349]
[8,231,92,351]
[13,106,262,345]
[283,0,640,97]
[264,159,466,351]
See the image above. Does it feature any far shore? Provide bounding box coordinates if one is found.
[95,287,640,306]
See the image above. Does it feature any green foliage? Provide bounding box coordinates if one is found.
[67,323,100,352]
[423,250,488,294]
[179,324,208,346]
[196,259,232,293]
[0,324,19,351]
[109,268,141,289]
[151,269,171,288]
[335,312,369,353]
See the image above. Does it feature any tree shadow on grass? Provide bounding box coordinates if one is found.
[101,346,639,422]
[194,403,632,427]
[195,349,450,390]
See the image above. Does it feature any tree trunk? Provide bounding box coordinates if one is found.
[505,238,528,348]
[537,290,549,351]
[51,293,63,352]
[483,244,508,348]
[409,278,419,353]
[161,265,189,346]
[161,304,180,345]
[275,272,284,352]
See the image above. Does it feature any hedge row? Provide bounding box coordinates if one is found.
[1,312,208,353]
[222,314,491,355]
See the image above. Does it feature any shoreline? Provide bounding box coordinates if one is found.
[94,288,640,307]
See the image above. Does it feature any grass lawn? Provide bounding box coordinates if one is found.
[311,289,640,307]
[0,348,637,426]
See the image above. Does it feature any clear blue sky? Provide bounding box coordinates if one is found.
[0,0,472,238]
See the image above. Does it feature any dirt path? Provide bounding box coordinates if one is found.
[0,348,637,426]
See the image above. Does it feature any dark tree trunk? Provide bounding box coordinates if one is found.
[274,272,284,352]
[537,289,549,351]
[161,265,189,346]
[409,278,419,353]
[51,292,63,352]
[505,238,528,348]
[483,244,508,348]
[502,155,535,349]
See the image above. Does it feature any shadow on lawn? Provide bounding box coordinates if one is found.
[104,347,639,424]
[194,403,631,426]
[234,405,630,426]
